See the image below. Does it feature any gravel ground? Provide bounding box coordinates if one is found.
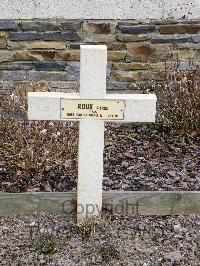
[0,213,199,265]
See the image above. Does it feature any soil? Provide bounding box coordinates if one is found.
[0,213,199,265]
[103,124,200,191]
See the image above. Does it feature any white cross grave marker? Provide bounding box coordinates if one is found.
[28,45,157,222]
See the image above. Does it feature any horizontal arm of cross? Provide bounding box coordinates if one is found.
[28,92,156,122]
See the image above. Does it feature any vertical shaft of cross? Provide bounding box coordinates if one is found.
[77,45,107,221]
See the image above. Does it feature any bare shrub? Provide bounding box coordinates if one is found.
[0,94,78,192]
[156,56,200,136]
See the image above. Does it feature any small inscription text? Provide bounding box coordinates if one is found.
[60,99,125,120]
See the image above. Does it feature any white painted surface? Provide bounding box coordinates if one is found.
[78,46,106,221]
[80,46,107,99]
[28,93,156,122]
[28,92,79,121]
[77,121,104,219]
[28,45,157,221]
[106,94,157,122]
[1,0,199,19]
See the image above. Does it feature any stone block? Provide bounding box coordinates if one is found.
[0,71,27,81]
[106,42,126,50]
[0,87,14,95]
[192,35,200,43]
[0,34,7,49]
[138,71,152,81]
[113,62,151,70]
[117,34,150,42]
[15,50,56,61]
[149,20,179,25]
[43,32,81,41]
[20,21,61,31]
[0,70,77,82]
[7,41,26,50]
[126,42,173,62]
[66,61,80,76]
[174,43,200,50]
[9,32,43,41]
[0,62,34,70]
[151,35,191,43]
[159,24,200,34]
[56,51,80,61]
[128,81,153,91]
[49,81,79,90]
[61,20,82,30]
[117,21,140,28]
[150,62,166,70]
[119,25,156,34]
[0,81,14,90]
[107,51,126,61]
[82,22,116,42]
[0,21,18,30]
[106,62,112,79]
[83,21,116,34]
[0,51,15,62]
[114,70,139,82]
[124,53,134,63]
[179,20,200,24]
[174,49,197,61]
[69,43,81,49]
[82,33,115,43]
[86,22,111,34]
[25,42,66,50]
[107,81,129,90]
[69,43,97,49]
[34,62,67,71]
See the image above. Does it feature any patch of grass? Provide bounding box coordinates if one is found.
[36,233,57,255]
[77,217,106,240]
[98,240,120,262]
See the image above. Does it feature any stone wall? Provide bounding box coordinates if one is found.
[0,19,199,95]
